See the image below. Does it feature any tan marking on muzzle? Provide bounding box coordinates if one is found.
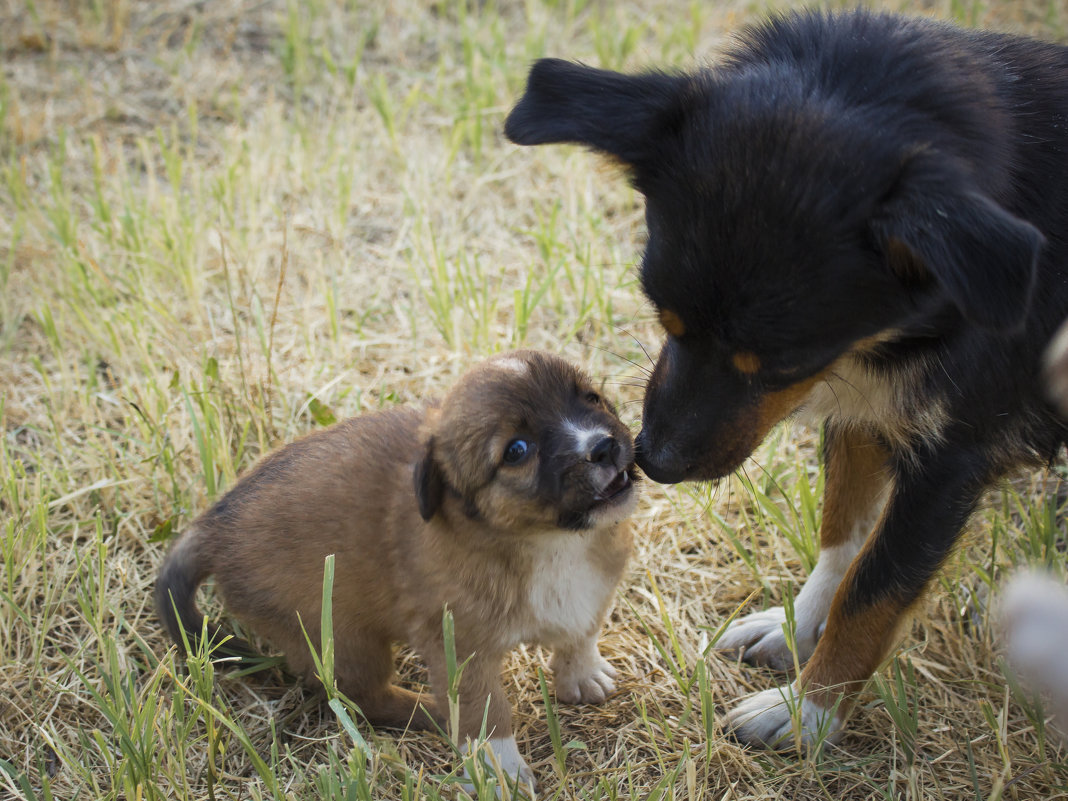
[754,370,827,433]
[706,370,828,476]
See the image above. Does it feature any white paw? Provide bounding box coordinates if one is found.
[461,736,536,795]
[1001,571,1068,718]
[716,607,820,671]
[554,654,617,704]
[727,683,843,751]
[716,544,864,670]
[552,641,618,704]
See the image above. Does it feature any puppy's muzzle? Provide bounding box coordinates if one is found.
[588,436,621,466]
[584,435,635,505]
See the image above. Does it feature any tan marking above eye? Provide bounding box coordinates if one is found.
[658,309,685,337]
[732,350,762,375]
[851,328,901,355]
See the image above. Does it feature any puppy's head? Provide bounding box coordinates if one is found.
[414,351,637,530]
[505,47,1045,483]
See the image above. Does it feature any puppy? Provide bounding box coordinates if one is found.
[505,10,1068,749]
[156,350,637,787]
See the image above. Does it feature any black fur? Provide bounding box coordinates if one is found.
[506,8,1068,740]
[155,555,205,647]
[414,437,445,521]
[155,551,260,661]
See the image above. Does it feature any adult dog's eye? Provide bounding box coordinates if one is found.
[503,439,532,465]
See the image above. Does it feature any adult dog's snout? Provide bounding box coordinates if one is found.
[634,430,690,485]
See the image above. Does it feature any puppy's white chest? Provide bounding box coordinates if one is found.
[526,535,609,643]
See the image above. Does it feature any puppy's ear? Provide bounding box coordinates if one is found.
[504,58,689,167]
[871,150,1045,332]
[413,437,444,522]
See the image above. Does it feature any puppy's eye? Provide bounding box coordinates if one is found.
[503,439,532,465]
[585,391,601,405]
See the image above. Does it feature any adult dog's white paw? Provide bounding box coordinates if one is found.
[553,651,617,704]
[716,607,821,672]
[717,544,865,671]
[727,683,843,751]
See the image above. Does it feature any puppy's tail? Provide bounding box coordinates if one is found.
[155,527,259,661]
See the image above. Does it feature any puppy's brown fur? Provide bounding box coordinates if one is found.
[156,350,637,786]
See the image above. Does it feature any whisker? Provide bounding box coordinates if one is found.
[591,343,653,378]
[827,369,878,419]
[747,456,795,522]
[739,464,755,502]
[609,323,657,371]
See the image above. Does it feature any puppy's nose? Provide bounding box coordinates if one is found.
[587,436,620,465]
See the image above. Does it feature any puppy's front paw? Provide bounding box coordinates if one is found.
[552,644,617,704]
[461,736,536,796]
[716,607,819,671]
[727,683,842,751]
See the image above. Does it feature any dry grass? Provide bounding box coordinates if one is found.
[2,0,1068,799]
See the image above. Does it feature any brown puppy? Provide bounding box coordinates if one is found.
[155,350,637,788]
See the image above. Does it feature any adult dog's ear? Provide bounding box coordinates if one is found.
[504,58,689,167]
[871,150,1045,332]
[413,437,444,522]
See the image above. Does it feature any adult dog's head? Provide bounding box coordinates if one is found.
[505,17,1045,483]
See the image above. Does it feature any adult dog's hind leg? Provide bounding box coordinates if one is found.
[716,423,890,670]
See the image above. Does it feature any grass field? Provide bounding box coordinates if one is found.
[3,0,1068,799]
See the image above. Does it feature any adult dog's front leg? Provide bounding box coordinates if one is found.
[728,443,992,749]
[717,424,890,670]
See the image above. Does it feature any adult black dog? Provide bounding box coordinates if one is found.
[505,10,1068,749]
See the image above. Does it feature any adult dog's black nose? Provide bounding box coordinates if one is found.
[634,430,688,484]
[587,436,621,465]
